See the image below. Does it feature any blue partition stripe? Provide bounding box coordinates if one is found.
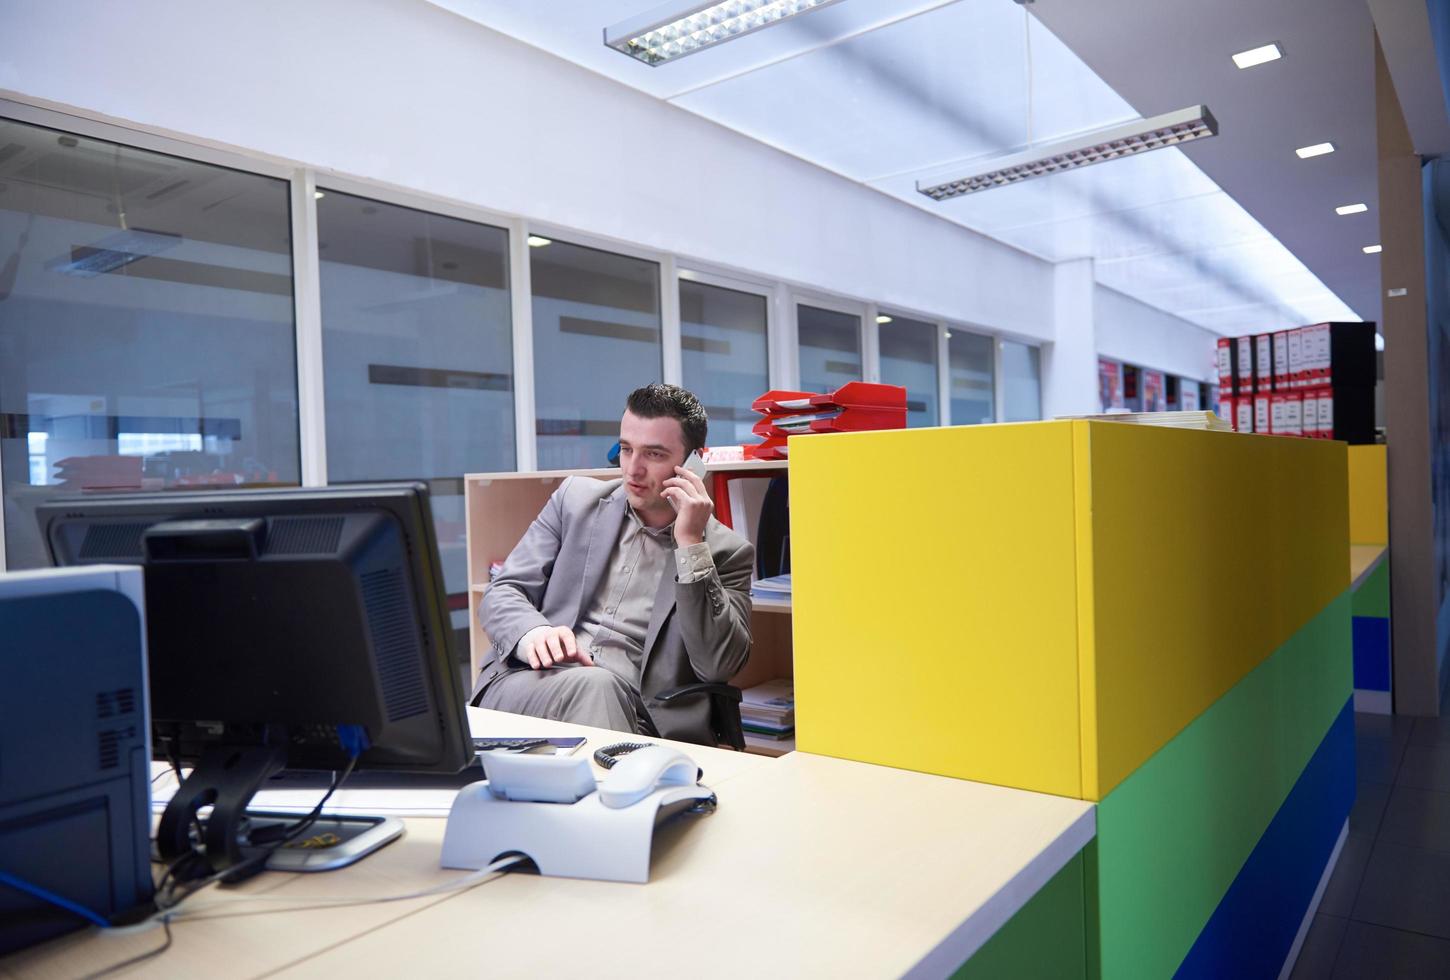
[1173,699,1355,980]
[1352,617,1391,691]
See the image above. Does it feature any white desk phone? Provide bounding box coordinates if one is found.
[440,745,717,883]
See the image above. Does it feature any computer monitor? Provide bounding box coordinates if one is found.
[38,483,473,879]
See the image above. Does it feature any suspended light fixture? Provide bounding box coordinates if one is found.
[604,0,846,66]
[916,106,1219,201]
[917,6,1217,201]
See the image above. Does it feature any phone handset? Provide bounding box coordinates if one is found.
[667,451,707,511]
[597,745,699,809]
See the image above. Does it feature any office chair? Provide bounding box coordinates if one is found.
[654,682,746,751]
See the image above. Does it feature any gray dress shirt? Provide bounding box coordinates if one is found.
[519,507,714,690]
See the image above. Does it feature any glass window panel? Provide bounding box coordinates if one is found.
[680,279,768,446]
[797,303,861,395]
[0,117,299,569]
[317,189,513,599]
[531,240,661,469]
[948,331,995,426]
[1001,340,1043,421]
[878,314,939,427]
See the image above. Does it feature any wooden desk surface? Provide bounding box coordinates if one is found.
[3,717,1093,980]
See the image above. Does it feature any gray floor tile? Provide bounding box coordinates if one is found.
[1356,712,1415,746]
[1355,734,1408,785]
[1332,921,1450,979]
[1379,784,1450,855]
[1408,714,1450,748]
[1348,780,1391,836]
[1397,743,1450,793]
[1320,832,1373,918]
[1289,914,1347,980]
[1352,841,1450,938]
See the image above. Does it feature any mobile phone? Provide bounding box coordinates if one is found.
[682,450,707,479]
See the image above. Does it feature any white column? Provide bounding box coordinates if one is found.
[290,169,327,486]
[862,303,881,383]
[1040,257,1099,419]
[661,255,683,385]
[509,220,537,472]
[768,285,798,389]
[937,324,952,425]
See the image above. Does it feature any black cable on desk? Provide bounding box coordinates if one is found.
[78,917,173,980]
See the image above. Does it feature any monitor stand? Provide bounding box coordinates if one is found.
[157,741,404,883]
[237,811,405,873]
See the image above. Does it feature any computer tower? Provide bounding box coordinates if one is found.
[0,566,154,954]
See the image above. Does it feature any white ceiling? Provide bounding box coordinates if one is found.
[425,0,1376,335]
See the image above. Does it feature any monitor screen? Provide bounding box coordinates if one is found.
[38,483,472,776]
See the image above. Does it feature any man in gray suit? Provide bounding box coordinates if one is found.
[472,384,754,744]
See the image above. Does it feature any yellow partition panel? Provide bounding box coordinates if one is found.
[1078,424,1349,798]
[791,423,1085,798]
[1347,445,1388,545]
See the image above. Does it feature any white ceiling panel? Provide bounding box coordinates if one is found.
[425,0,1368,334]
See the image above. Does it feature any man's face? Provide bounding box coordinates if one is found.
[618,410,689,514]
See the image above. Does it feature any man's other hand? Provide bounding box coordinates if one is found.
[662,465,712,546]
[521,625,594,669]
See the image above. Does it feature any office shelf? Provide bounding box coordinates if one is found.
[464,460,796,746]
[743,733,796,757]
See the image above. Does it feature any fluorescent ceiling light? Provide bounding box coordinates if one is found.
[1335,203,1368,215]
[916,105,1218,201]
[527,235,553,248]
[1231,43,1283,69]
[1363,244,1382,254]
[1296,142,1335,158]
[604,0,846,66]
[48,228,182,277]
[875,315,893,324]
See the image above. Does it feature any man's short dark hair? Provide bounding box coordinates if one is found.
[626,384,708,456]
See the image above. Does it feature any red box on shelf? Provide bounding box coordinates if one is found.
[747,382,907,460]
[1273,331,1291,390]
[1235,397,1254,433]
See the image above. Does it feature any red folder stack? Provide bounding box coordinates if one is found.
[746,382,908,460]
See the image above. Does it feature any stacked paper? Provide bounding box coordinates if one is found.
[740,678,795,740]
[1057,410,1232,432]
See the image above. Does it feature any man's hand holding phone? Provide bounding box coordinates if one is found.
[519,625,594,670]
[662,451,713,546]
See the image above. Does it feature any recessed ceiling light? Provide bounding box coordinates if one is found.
[1296,142,1335,159]
[1232,43,1283,69]
[1336,203,1368,215]
[314,190,326,200]
[1363,244,1382,254]
[876,315,893,324]
[527,236,553,248]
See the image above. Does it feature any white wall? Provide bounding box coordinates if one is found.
[1094,286,1218,382]
[0,0,1055,341]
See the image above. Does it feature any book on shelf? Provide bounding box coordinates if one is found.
[1056,410,1232,432]
[741,678,795,730]
[751,573,792,600]
[742,724,794,741]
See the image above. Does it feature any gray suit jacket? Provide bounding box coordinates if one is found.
[475,476,754,744]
